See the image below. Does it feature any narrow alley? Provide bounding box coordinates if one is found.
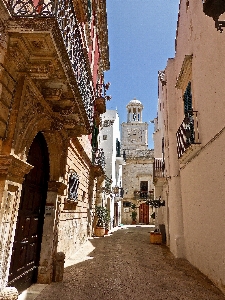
[22,226,224,300]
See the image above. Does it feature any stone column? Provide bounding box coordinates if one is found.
[0,155,33,296]
[37,181,66,284]
[95,175,104,206]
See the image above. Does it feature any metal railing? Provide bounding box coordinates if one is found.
[176,110,200,158]
[153,158,165,178]
[92,148,105,170]
[3,0,94,125]
[133,191,154,200]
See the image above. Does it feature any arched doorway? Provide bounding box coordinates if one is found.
[8,132,49,292]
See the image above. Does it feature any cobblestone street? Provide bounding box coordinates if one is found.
[24,226,225,300]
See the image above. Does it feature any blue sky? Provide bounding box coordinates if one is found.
[105,0,179,148]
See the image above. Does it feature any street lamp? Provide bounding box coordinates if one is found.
[203,0,225,32]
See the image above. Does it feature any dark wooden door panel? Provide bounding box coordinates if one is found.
[139,203,149,224]
[8,132,49,292]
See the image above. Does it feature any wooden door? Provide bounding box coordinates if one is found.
[114,203,118,227]
[139,203,149,224]
[8,132,49,292]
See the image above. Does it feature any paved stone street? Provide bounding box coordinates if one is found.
[25,226,225,300]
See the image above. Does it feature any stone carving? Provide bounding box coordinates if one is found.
[31,40,45,49]
[50,118,64,131]
[0,155,33,183]
[43,88,63,102]
[18,84,45,134]
[27,63,53,79]
[158,70,166,86]
[0,186,20,293]
[8,42,27,72]
[0,287,18,300]
[0,19,7,50]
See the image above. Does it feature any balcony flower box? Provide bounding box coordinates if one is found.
[95,97,106,114]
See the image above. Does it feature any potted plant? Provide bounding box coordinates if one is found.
[103,208,110,235]
[131,211,137,224]
[130,203,137,224]
[94,205,105,237]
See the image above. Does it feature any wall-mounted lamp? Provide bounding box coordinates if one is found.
[203,0,225,32]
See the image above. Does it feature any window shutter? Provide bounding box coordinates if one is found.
[183,81,192,114]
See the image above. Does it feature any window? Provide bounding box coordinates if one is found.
[183,81,192,114]
[103,135,107,140]
[123,201,131,207]
[68,172,79,202]
[140,181,148,199]
[116,138,120,157]
[183,82,194,144]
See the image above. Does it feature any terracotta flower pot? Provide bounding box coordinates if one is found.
[95,97,106,114]
[95,227,105,237]
[150,231,162,244]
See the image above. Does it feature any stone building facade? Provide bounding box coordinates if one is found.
[0,0,109,297]
[99,110,124,228]
[121,99,154,225]
[153,0,225,293]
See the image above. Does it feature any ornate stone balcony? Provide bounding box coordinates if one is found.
[2,0,94,133]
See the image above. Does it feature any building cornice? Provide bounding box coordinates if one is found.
[175,55,193,90]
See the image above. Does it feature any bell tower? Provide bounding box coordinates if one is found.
[127,97,143,122]
[121,98,148,151]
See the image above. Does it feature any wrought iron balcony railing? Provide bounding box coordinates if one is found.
[113,186,124,198]
[133,191,154,200]
[153,158,165,179]
[3,0,94,125]
[176,110,200,159]
[92,148,105,170]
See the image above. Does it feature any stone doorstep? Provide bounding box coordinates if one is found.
[18,284,48,300]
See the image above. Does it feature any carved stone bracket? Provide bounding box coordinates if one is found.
[158,70,166,86]
[90,165,104,178]
[0,155,33,183]
[43,88,63,102]
[48,181,67,196]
